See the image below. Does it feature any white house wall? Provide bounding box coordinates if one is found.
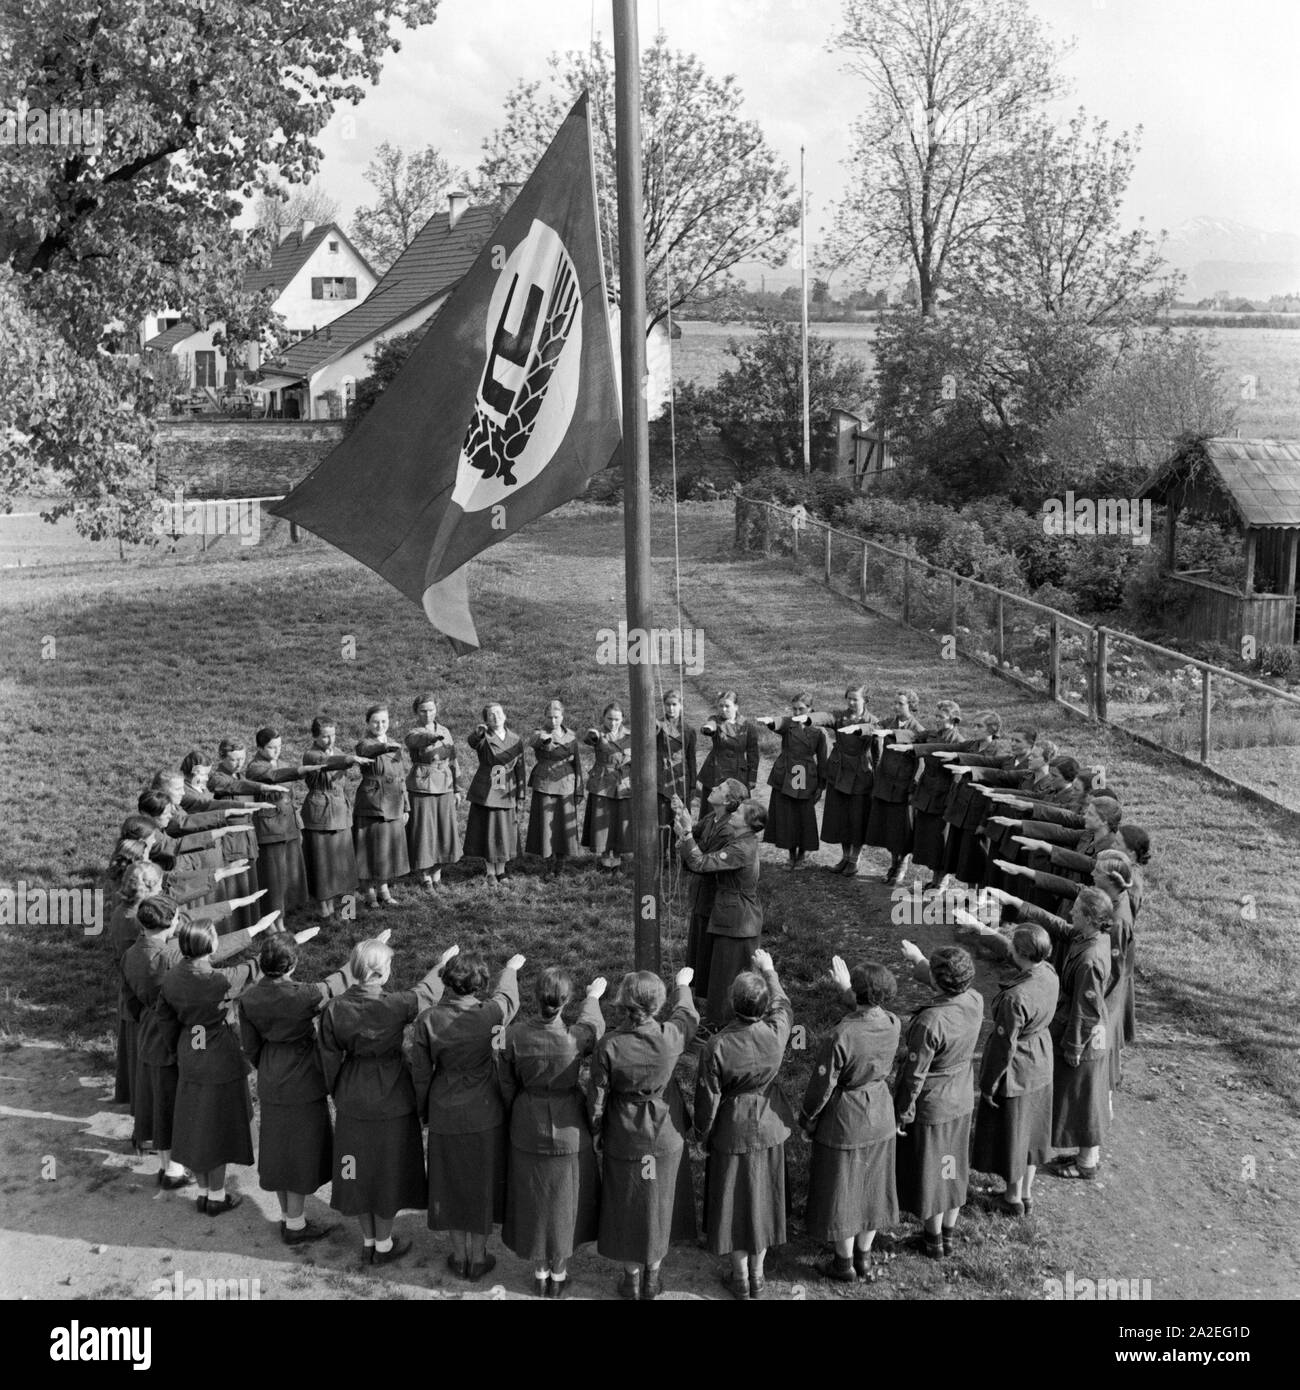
[305,295,448,418]
[273,237,378,335]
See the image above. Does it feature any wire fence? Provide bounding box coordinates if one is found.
[736,494,1300,817]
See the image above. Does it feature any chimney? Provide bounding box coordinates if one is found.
[498,181,521,207]
[298,220,316,245]
[447,189,468,229]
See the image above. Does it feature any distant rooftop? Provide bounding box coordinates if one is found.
[1141,437,1300,529]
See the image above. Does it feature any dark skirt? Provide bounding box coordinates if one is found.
[911,810,948,875]
[805,1136,898,1241]
[942,826,985,884]
[132,1061,177,1151]
[764,792,819,853]
[821,787,869,846]
[705,934,758,1027]
[596,1144,697,1265]
[302,829,357,901]
[407,793,461,873]
[971,1085,1053,1185]
[463,803,515,862]
[582,794,632,855]
[170,1076,254,1172]
[686,915,714,997]
[353,817,409,882]
[865,798,912,856]
[222,856,261,933]
[330,1111,426,1218]
[115,1011,137,1106]
[257,1098,332,1194]
[503,1142,600,1261]
[259,838,309,916]
[896,1112,972,1220]
[427,1124,507,1234]
[526,790,582,859]
[704,1143,786,1254]
[1051,1054,1110,1149]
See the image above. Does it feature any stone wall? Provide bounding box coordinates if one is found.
[154,420,348,498]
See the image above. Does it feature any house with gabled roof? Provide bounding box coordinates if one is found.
[255,191,506,420]
[141,222,378,399]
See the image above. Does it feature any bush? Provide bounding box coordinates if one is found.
[1062,535,1141,614]
[1259,643,1297,679]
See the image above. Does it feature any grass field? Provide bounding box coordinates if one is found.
[2,501,1298,1297]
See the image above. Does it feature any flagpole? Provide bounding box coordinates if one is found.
[800,144,811,475]
[612,0,661,973]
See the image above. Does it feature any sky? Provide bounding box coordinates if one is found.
[297,0,1300,284]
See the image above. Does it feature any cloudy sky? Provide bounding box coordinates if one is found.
[300,0,1298,281]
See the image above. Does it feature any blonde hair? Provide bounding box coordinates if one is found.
[349,939,394,983]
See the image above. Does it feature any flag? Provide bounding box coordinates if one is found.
[270,95,620,650]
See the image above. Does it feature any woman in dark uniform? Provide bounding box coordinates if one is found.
[908,700,963,883]
[800,956,901,1282]
[865,689,925,883]
[412,951,523,1281]
[969,924,1058,1216]
[582,702,633,870]
[820,684,875,877]
[301,717,367,921]
[694,948,794,1299]
[676,779,746,995]
[405,693,461,890]
[173,755,262,930]
[239,931,356,1244]
[759,694,828,869]
[589,967,698,1300]
[655,691,697,860]
[353,704,409,907]
[698,690,760,801]
[893,944,983,1258]
[500,968,606,1297]
[246,726,311,919]
[319,936,459,1264]
[526,699,584,874]
[464,702,526,886]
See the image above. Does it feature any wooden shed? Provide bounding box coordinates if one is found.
[1139,437,1300,649]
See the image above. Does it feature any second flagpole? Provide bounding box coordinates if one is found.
[612,0,661,973]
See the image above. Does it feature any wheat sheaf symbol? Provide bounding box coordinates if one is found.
[462,253,579,487]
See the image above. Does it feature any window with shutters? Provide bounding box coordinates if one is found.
[312,277,357,300]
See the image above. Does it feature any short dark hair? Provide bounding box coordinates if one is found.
[179,749,209,777]
[535,966,573,1021]
[137,896,181,933]
[1119,825,1151,864]
[363,705,387,725]
[1050,755,1080,783]
[929,946,975,996]
[137,789,170,818]
[1011,725,1037,744]
[311,716,336,738]
[261,934,298,977]
[1012,925,1052,964]
[255,725,280,748]
[740,800,767,831]
[850,963,897,1009]
[441,952,489,997]
[615,970,666,1025]
[730,971,769,1021]
[178,920,218,959]
[119,814,157,841]
[218,737,241,758]
[1091,796,1123,831]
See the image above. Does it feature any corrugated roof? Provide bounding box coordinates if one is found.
[268,204,501,382]
[242,222,376,297]
[1141,437,1300,528]
[143,320,200,352]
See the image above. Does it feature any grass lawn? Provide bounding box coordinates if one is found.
[1,500,1297,1298]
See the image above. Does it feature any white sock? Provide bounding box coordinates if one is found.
[209,1187,226,1203]
[284,1214,306,1231]
[535,1267,550,1280]
[363,1237,376,1248]
[196,1187,209,1198]
[164,1160,185,1178]
[550,1270,566,1283]
[375,1236,393,1253]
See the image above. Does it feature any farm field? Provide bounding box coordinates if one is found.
[1,503,1298,1301]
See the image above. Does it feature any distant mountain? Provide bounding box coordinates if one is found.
[1158,217,1300,300]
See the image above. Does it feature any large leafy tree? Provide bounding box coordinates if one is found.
[351,143,468,275]
[827,0,1063,316]
[476,33,799,328]
[0,0,440,536]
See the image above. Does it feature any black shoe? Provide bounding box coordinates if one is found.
[282,1220,330,1246]
[532,1275,548,1299]
[749,1274,766,1299]
[941,1227,957,1256]
[205,1193,242,1217]
[466,1253,496,1282]
[547,1277,569,1299]
[371,1235,412,1266]
[618,1270,641,1300]
[195,1194,207,1215]
[157,1171,193,1191]
[822,1254,856,1282]
[641,1267,664,1300]
[446,1253,469,1279]
[721,1270,750,1300]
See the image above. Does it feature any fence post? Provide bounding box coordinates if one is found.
[1048,616,1060,702]
[792,516,799,564]
[1085,628,1095,717]
[824,527,832,584]
[735,496,744,550]
[1200,668,1212,764]
[949,574,958,647]
[860,541,868,600]
[995,593,1005,668]
[762,505,772,557]
[902,557,911,626]
[1096,628,1109,721]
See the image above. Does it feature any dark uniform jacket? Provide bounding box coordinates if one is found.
[411,968,520,1134]
[870,735,920,806]
[655,720,697,803]
[942,749,1028,831]
[1052,926,1111,1067]
[799,1004,900,1148]
[822,710,875,796]
[319,969,445,1120]
[679,827,762,939]
[239,965,353,1105]
[767,718,828,801]
[466,728,526,808]
[156,955,262,1084]
[245,754,304,845]
[498,995,605,1156]
[910,736,968,815]
[208,765,264,802]
[684,810,735,919]
[698,718,760,793]
[528,729,584,796]
[353,739,407,821]
[978,960,1059,1098]
[588,985,698,1158]
[406,725,459,797]
[693,971,795,1154]
[300,750,356,833]
[894,984,983,1127]
[584,729,632,799]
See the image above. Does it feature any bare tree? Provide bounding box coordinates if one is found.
[351,143,468,274]
[253,184,341,247]
[827,0,1065,316]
